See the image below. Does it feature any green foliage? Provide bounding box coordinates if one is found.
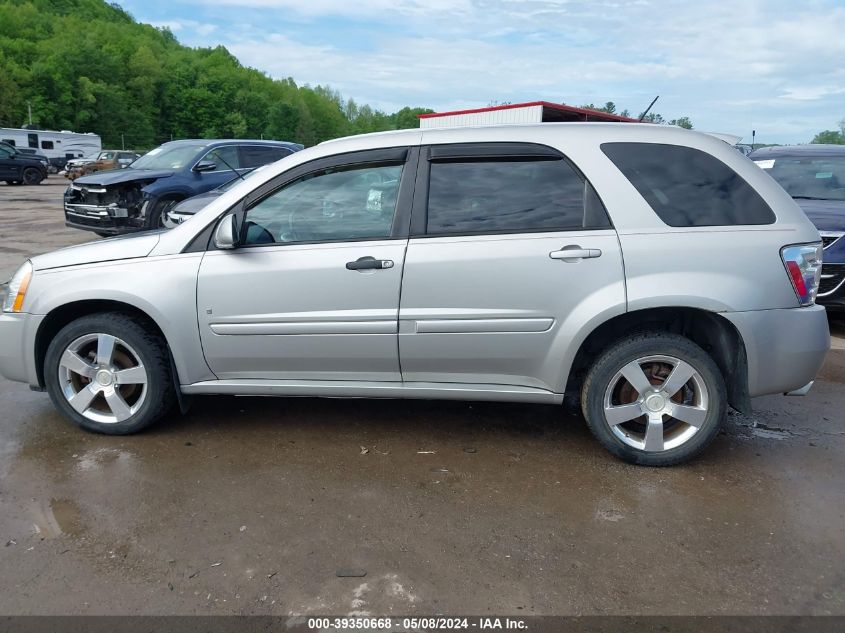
[0,0,431,148]
[811,130,845,144]
[580,101,693,128]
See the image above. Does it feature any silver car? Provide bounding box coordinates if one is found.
[0,124,830,465]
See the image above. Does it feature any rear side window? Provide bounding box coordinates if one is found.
[41,140,54,150]
[240,145,292,168]
[601,142,775,226]
[426,159,611,235]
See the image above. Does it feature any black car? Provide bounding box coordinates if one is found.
[750,144,845,309]
[0,141,48,185]
[64,139,303,236]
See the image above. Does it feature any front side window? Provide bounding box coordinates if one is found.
[602,142,775,226]
[200,145,241,171]
[243,163,403,246]
[426,158,608,235]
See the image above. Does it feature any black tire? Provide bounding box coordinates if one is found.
[22,167,44,185]
[581,332,727,466]
[44,312,176,435]
[147,198,180,229]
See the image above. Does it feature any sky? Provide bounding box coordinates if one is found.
[116,0,845,144]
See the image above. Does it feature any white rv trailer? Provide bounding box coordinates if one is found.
[0,128,101,169]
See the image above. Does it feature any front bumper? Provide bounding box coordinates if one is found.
[64,201,148,235]
[0,311,43,387]
[817,263,845,310]
[723,305,830,398]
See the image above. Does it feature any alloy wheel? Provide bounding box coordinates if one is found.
[602,355,709,452]
[58,333,148,424]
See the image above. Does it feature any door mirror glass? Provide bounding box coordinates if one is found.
[214,214,239,249]
[194,160,217,173]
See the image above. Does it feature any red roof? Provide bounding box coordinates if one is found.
[418,100,639,123]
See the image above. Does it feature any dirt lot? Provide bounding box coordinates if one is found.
[0,178,843,616]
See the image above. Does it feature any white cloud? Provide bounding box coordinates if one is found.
[129,0,845,142]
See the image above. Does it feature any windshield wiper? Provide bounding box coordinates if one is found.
[792,195,834,201]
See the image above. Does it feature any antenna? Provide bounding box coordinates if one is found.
[211,149,246,181]
[638,95,660,122]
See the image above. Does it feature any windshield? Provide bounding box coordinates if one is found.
[756,155,845,201]
[131,144,207,171]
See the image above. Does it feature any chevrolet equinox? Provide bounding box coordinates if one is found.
[0,124,831,465]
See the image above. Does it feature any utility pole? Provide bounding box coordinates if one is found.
[27,101,33,126]
[121,133,125,150]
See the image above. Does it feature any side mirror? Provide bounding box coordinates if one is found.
[194,160,217,173]
[214,213,239,250]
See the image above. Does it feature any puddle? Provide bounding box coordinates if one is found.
[75,447,135,472]
[29,498,84,539]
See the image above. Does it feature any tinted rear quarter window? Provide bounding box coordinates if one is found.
[426,158,611,235]
[601,142,775,227]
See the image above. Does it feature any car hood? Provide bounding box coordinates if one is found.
[795,199,845,232]
[30,232,163,271]
[171,190,224,215]
[73,168,175,187]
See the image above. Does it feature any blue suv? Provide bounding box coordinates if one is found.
[750,144,845,309]
[64,139,302,236]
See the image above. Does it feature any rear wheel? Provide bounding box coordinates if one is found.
[581,332,726,466]
[44,312,176,434]
[22,167,43,185]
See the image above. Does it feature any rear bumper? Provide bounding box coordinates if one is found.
[723,305,830,397]
[0,312,43,386]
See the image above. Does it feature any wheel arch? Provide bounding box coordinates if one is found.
[34,300,179,391]
[565,307,751,414]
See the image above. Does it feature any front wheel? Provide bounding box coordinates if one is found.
[581,332,726,466]
[147,198,179,229]
[44,312,176,434]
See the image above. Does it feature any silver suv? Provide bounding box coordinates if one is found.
[0,124,830,465]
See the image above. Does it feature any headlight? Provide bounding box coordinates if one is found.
[2,261,33,313]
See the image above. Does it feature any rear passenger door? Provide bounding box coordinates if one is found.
[398,142,626,392]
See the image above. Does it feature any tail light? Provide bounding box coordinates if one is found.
[781,243,823,306]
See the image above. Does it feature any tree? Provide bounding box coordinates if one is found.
[811,130,845,144]
[668,116,693,129]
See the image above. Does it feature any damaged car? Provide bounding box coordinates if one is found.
[63,139,302,236]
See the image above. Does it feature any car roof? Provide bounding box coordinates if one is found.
[749,144,845,158]
[158,139,303,150]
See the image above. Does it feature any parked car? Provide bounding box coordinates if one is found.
[0,124,829,465]
[749,144,845,309]
[63,139,303,236]
[0,141,48,185]
[64,150,140,180]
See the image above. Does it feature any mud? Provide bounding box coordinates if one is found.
[0,179,843,615]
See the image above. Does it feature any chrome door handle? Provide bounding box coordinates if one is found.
[549,246,602,261]
[346,256,395,271]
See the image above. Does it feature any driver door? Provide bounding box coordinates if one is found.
[196,147,417,382]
